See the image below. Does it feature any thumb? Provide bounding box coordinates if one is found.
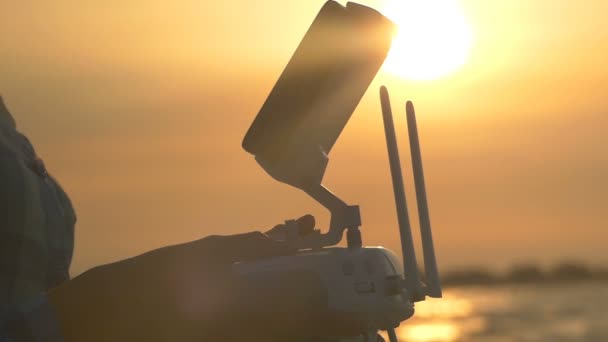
[215,231,295,263]
[265,214,316,238]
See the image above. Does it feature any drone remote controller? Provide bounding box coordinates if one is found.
[234,2,442,341]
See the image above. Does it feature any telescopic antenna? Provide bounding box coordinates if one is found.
[405,101,442,298]
[379,86,423,301]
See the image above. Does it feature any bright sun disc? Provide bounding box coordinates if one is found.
[383,0,473,80]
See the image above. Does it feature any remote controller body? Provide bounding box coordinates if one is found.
[233,247,415,335]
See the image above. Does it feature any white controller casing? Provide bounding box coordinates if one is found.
[233,247,414,332]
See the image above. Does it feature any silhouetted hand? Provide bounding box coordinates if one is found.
[49,216,322,342]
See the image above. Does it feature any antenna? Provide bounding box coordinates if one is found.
[379,86,423,301]
[406,101,442,298]
[379,86,443,302]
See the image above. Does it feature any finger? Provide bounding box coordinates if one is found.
[173,232,294,267]
[219,231,295,262]
[296,214,316,236]
[265,223,285,236]
[265,214,316,237]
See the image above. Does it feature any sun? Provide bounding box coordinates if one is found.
[382,0,474,80]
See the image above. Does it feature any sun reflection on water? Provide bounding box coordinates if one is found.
[413,296,473,319]
[383,289,486,342]
[380,284,608,341]
[398,322,461,342]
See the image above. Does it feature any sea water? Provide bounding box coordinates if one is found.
[386,282,608,341]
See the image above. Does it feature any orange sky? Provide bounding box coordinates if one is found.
[1,0,607,274]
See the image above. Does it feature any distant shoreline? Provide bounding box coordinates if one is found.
[440,262,608,287]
